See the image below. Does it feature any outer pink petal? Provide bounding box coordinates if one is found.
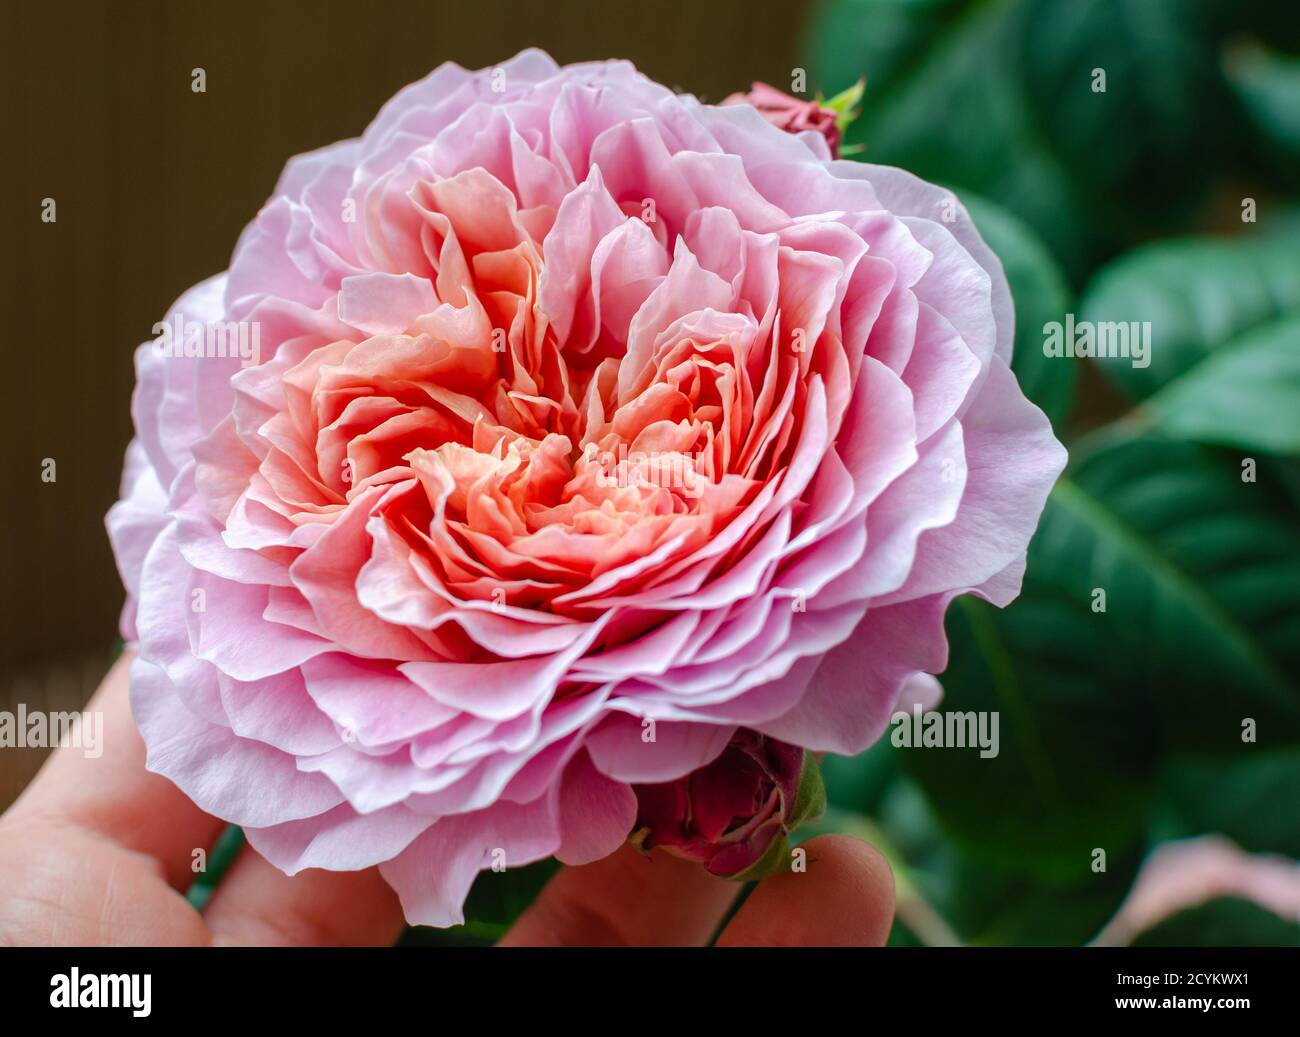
[379,795,562,927]
[130,657,345,827]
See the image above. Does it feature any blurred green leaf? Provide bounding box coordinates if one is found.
[1017,0,1233,227]
[1261,456,1300,513]
[1131,896,1300,947]
[1048,436,1300,751]
[804,0,966,106]
[822,734,900,813]
[806,0,1242,277]
[1141,316,1300,454]
[461,856,559,928]
[1078,225,1300,404]
[1226,42,1300,188]
[903,432,1300,876]
[922,840,1142,946]
[804,0,1300,948]
[398,922,497,947]
[827,0,1093,275]
[961,191,1075,428]
[400,857,560,945]
[900,584,1157,879]
[1205,0,1300,49]
[837,774,1141,944]
[1161,748,1300,858]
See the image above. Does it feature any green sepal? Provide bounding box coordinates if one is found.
[725,831,793,883]
[785,749,828,832]
[819,79,866,137]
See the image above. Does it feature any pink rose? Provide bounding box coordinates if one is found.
[107,50,1065,926]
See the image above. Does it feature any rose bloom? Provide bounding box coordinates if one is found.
[108,50,1065,925]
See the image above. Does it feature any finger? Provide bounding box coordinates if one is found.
[0,819,210,946]
[714,835,895,947]
[6,652,227,890]
[203,849,405,946]
[500,843,741,947]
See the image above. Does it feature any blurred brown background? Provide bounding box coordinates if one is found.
[0,0,811,806]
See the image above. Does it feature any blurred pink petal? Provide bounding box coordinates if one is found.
[1094,836,1300,946]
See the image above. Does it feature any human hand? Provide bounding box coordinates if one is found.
[0,654,894,946]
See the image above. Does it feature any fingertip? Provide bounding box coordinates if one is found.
[500,843,741,946]
[715,834,895,947]
[204,853,405,946]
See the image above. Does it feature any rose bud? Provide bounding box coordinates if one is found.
[722,80,863,158]
[630,731,826,880]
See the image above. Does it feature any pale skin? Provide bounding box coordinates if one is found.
[0,654,895,946]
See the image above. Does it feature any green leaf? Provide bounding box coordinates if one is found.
[839,775,1140,944]
[922,840,1142,946]
[1131,896,1300,947]
[1260,456,1300,514]
[1046,436,1300,751]
[398,923,497,947]
[961,191,1075,428]
[829,0,1093,276]
[401,857,561,943]
[1161,748,1300,858]
[460,856,560,929]
[1204,0,1300,49]
[899,587,1158,879]
[1078,227,1300,403]
[902,432,1300,875]
[803,0,967,106]
[1140,316,1300,454]
[822,735,900,813]
[1226,42,1300,188]
[805,0,1241,276]
[1016,0,1233,223]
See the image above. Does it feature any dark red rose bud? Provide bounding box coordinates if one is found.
[630,730,825,880]
[721,80,863,160]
